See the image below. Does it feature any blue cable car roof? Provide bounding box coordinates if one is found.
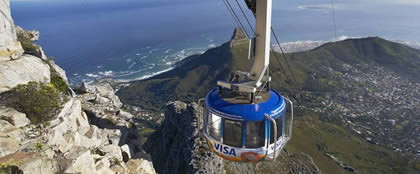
[205,88,286,121]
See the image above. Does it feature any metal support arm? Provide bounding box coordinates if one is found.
[264,114,277,161]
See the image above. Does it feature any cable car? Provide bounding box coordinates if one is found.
[197,0,294,162]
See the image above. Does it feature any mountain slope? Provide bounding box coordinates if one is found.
[117,29,420,173]
[117,33,420,110]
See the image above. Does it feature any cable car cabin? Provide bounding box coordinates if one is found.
[197,0,295,162]
[199,88,293,162]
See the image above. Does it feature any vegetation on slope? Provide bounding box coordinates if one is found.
[5,82,61,124]
[288,111,420,174]
[17,32,39,54]
[117,37,420,110]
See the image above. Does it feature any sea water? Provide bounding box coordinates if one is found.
[11,0,420,85]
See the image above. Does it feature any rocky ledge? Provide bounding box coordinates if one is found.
[0,81,156,174]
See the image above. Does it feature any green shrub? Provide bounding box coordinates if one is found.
[8,82,60,124]
[46,61,69,94]
[50,71,69,93]
[17,32,39,53]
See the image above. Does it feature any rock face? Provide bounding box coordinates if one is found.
[230,27,249,47]
[144,101,225,174]
[0,0,24,61]
[0,85,157,174]
[15,25,39,41]
[0,54,51,93]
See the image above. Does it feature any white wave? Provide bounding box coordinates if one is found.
[96,65,103,69]
[164,49,172,53]
[98,70,114,76]
[208,43,216,48]
[128,62,137,69]
[126,58,132,63]
[116,67,175,83]
[140,55,148,60]
[85,73,99,78]
[136,53,141,56]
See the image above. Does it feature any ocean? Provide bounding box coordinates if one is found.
[11,0,420,85]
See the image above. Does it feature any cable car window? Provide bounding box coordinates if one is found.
[223,119,242,147]
[208,113,222,140]
[270,115,283,143]
[245,121,265,148]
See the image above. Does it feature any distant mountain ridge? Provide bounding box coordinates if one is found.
[117,30,420,110]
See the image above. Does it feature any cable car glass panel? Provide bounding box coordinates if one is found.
[223,119,243,147]
[245,121,266,148]
[270,114,284,143]
[208,113,222,141]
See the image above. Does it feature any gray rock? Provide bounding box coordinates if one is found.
[0,152,58,174]
[102,144,123,162]
[110,164,126,174]
[47,99,92,153]
[0,119,24,141]
[95,82,123,108]
[64,146,97,174]
[230,27,249,47]
[96,94,112,104]
[144,102,222,174]
[121,144,132,162]
[15,25,39,41]
[0,106,30,127]
[0,137,19,157]
[0,54,50,93]
[25,46,48,60]
[0,0,24,62]
[126,159,157,174]
[80,82,97,93]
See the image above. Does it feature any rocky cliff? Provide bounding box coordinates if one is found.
[144,101,321,174]
[0,0,23,60]
[0,1,156,173]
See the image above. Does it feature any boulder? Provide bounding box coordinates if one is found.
[80,82,96,93]
[121,144,132,162]
[0,120,24,141]
[0,152,57,174]
[16,154,57,174]
[101,129,122,145]
[0,137,19,157]
[0,54,50,93]
[102,144,123,162]
[25,46,48,61]
[126,159,157,174]
[15,25,39,41]
[95,82,123,108]
[95,157,115,174]
[96,166,115,174]
[47,99,91,152]
[96,94,112,104]
[64,146,97,174]
[0,106,30,127]
[110,164,125,174]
